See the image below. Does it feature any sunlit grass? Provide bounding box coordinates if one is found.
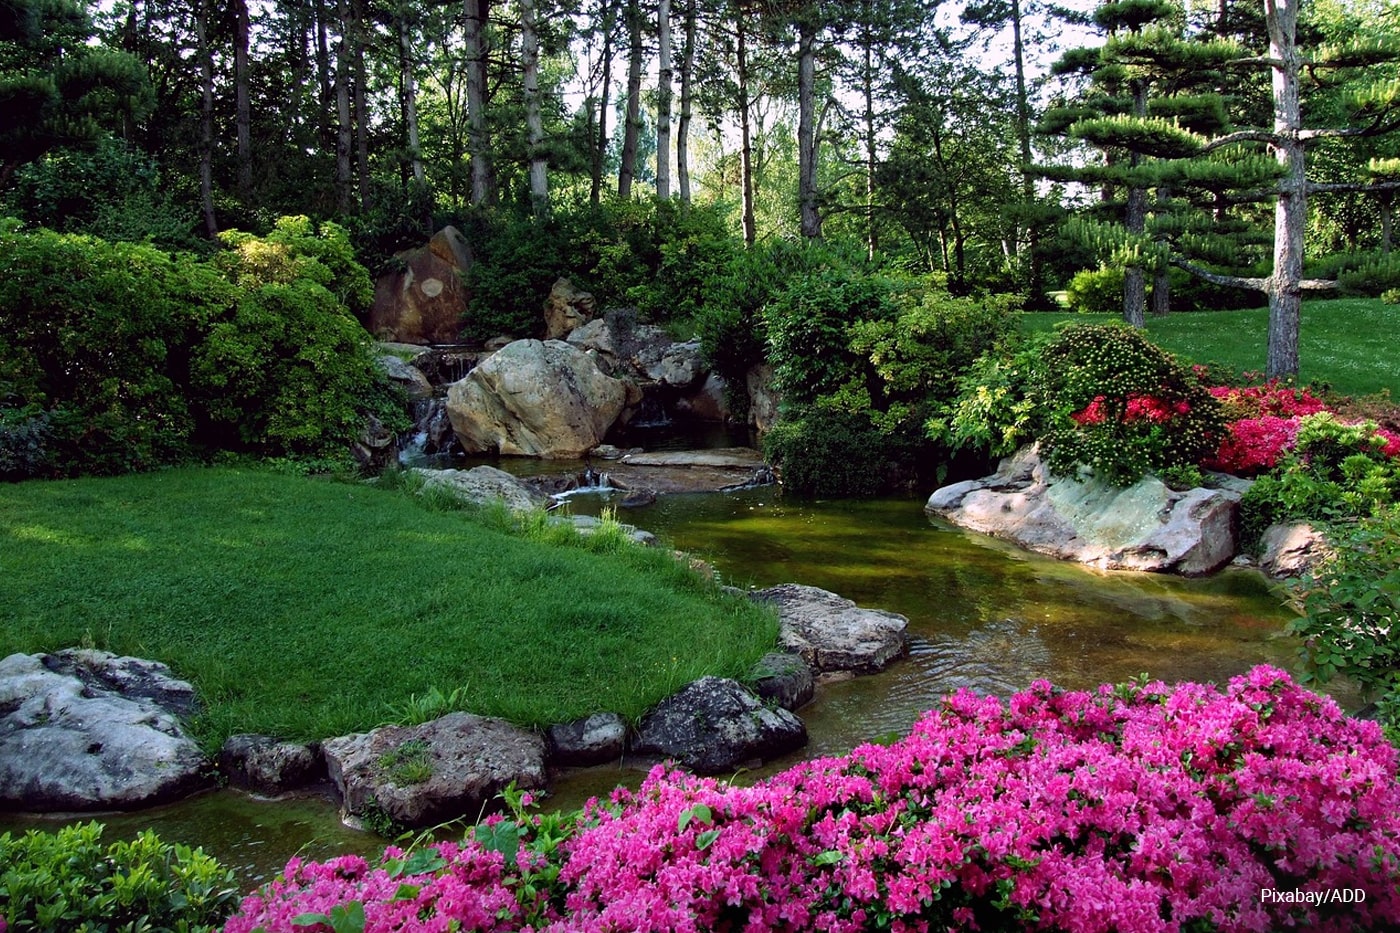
[1021,298,1400,398]
[0,468,778,750]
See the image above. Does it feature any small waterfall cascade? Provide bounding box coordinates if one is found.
[398,398,460,464]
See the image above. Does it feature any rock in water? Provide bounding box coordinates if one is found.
[752,584,909,675]
[446,339,626,458]
[925,446,1240,576]
[322,712,546,831]
[546,713,628,766]
[220,735,324,796]
[413,465,548,513]
[0,650,207,811]
[632,677,807,774]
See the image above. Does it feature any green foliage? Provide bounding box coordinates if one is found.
[217,215,373,315]
[1064,266,1126,314]
[763,406,922,499]
[1036,323,1225,485]
[0,821,239,932]
[694,247,783,412]
[1287,507,1400,722]
[1239,412,1400,546]
[928,335,1051,459]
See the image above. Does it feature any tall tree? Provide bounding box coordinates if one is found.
[464,0,496,204]
[234,0,252,200]
[617,0,644,197]
[521,0,548,211]
[656,0,673,199]
[676,0,696,202]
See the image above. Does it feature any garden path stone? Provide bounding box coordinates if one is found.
[752,584,910,675]
[322,712,546,831]
[632,677,807,774]
[546,713,628,766]
[0,650,207,811]
[220,734,324,796]
[926,446,1240,576]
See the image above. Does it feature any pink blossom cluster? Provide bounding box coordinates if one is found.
[225,668,1400,933]
[1208,382,1328,420]
[1071,394,1189,428]
[1201,415,1301,475]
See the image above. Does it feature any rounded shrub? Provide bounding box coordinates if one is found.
[1063,265,1125,314]
[0,821,239,932]
[763,407,921,498]
[1036,323,1225,485]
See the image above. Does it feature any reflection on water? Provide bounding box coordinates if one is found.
[2,485,1352,887]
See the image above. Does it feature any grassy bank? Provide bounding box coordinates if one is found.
[1022,298,1400,399]
[0,468,778,748]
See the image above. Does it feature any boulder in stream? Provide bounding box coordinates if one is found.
[546,713,628,766]
[220,734,324,796]
[322,712,546,831]
[0,650,207,811]
[632,677,807,774]
[752,584,910,675]
[749,651,815,711]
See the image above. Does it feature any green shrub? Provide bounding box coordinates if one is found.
[928,335,1051,459]
[1239,412,1400,546]
[1287,507,1400,722]
[0,821,239,932]
[1063,265,1125,314]
[694,249,779,414]
[763,406,922,498]
[1036,323,1225,485]
[217,215,373,315]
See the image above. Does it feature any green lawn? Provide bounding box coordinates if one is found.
[1022,298,1400,399]
[0,468,778,749]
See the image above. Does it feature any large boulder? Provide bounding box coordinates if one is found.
[322,712,546,831]
[676,373,733,423]
[632,677,807,774]
[413,465,548,512]
[752,584,909,675]
[369,226,472,345]
[543,278,597,340]
[0,650,207,811]
[925,446,1241,576]
[445,339,627,458]
[377,353,434,400]
[1258,522,1332,579]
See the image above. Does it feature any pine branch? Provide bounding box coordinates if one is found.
[1200,129,1279,152]
[1307,179,1400,195]
[1169,257,1265,290]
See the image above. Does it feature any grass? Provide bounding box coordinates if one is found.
[1021,297,1400,399]
[0,467,778,750]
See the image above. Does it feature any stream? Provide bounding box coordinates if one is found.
[1,459,1350,889]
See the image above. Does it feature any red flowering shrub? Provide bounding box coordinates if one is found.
[1208,382,1328,421]
[1203,415,1302,475]
[226,668,1400,933]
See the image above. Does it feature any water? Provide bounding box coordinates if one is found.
[2,483,1346,888]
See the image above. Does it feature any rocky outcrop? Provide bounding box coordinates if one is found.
[676,374,733,423]
[548,513,658,546]
[369,226,471,345]
[543,278,597,340]
[414,465,548,512]
[746,365,779,434]
[1258,522,1332,579]
[377,353,435,400]
[925,446,1241,576]
[632,677,807,774]
[546,713,627,766]
[446,339,627,458]
[322,712,546,831]
[752,585,910,675]
[220,734,324,796]
[0,651,206,811]
[749,652,814,711]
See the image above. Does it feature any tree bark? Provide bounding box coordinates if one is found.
[464,0,496,205]
[1265,0,1304,380]
[335,0,354,213]
[618,0,644,199]
[656,0,673,199]
[399,13,425,186]
[196,0,217,236]
[234,0,252,202]
[1123,81,1148,327]
[798,15,821,239]
[737,14,756,245]
[351,0,370,211]
[521,0,548,212]
[677,0,696,203]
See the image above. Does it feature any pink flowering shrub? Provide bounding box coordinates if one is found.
[1202,415,1301,475]
[1208,382,1328,421]
[227,668,1400,933]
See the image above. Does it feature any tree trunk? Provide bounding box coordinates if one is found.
[862,22,876,256]
[797,16,821,238]
[1265,0,1303,380]
[1123,81,1148,327]
[656,0,673,199]
[234,0,252,202]
[196,0,217,237]
[677,0,696,203]
[352,0,370,211]
[521,0,548,212]
[590,0,614,206]
[737,15,756,245]
[618,0,644,199]
[399,14,425,186]
[315,0,333,149]
[464,0,495,205]
[1152,185,1171,316]
[335,0,354,213]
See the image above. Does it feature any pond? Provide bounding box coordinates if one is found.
[1,473,1349,889]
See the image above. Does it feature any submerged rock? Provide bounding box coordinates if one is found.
[0,650,206,811]
[752,584,910,675]
[220,734,324,796]
[546,713,628,766]
[632,677,807,774]
[749,651,815,711]
[322,712,546,831]
[925,446,1240,576]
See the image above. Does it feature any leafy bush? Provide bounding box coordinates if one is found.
[217,215,373,315]
[1239,412,1400,546]
[693,247,781,414]
[225,668,1400,933]
[927,334,1050,459]
[1288,507,1400,728]
[0,821,239,932]
[1036,323,1225,485]
[1063,265,1124,314]
[763,406,922,499]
